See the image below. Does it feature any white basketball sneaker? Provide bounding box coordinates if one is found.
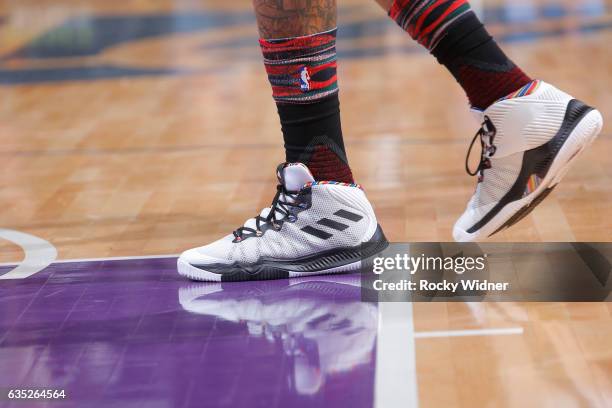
[178,163,387,281]
[454,80,604,242]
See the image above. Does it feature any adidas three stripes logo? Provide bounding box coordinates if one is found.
[301,209,363,240]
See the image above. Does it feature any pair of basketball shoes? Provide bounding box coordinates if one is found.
[178,81,603,282]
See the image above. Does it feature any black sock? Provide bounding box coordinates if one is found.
[259,29,354,182]
[389,1,532,109]
[277,94,354,183]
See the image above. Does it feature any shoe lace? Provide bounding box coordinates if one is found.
[465,116,497,179]
[232,184,305,242]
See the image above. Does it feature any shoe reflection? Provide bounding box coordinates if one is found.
[178,274,377,396]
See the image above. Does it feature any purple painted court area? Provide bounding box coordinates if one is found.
[0,259,377,408]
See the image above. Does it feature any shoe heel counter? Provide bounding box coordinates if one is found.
[487,82,578,155]
[534,81,573,103]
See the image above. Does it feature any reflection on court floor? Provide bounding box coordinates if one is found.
[0,259,376,407]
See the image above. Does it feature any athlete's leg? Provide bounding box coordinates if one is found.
[254,0,353,182]
[177,1,387,281]
[374,0,393,8]
[375,0,603,241]
[376,0,531,110]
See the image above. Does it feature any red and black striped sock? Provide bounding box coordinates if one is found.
[389,0,532,110]
[260,29,354,183]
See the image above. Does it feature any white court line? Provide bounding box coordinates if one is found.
[375,300,524,408]
[0,229,57,280]
[414,327,524,339]
[0,253,178,267]
[375,302,419,408]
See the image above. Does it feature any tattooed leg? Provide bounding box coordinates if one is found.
[373,0,394,10]
[252,0,337,39]
[254,0,354,182]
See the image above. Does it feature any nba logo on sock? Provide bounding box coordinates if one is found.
[299,66,310,91]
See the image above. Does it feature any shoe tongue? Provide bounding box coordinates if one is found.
[277,163,315,191]
[238,163,314,233]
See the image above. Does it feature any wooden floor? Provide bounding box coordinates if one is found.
[1,0,611,263]
[0,0,611,406]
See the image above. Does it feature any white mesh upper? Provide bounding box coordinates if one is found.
[457,81,574,229]
[483,82,572,158]
[470,153,523,209]
[182,184,378,265]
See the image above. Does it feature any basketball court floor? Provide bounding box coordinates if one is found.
[1,0,611,406]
